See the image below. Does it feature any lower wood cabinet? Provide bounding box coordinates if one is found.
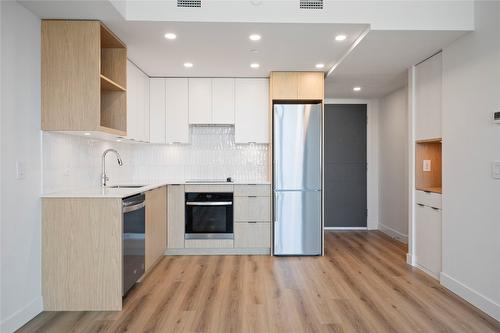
[167,184,185,248]
[415,203,442,278]
[145,186,167,271]
[234,196,271,221]
[234,222,271,248]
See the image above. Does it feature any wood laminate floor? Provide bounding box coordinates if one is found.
[19,231,500,333]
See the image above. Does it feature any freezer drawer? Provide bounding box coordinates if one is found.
[273,191,321,255]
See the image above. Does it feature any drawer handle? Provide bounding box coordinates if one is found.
[417,203,425,207]
[248,195,257,198]
[248,221,257,224]
[431,207,440,210]
[424,191,432,194]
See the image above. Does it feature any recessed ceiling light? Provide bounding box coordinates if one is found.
[335,34,347,41]
[250,63,260,69]
[84,132,91,136]
[353,86,362,92]
[249,34,261,41]
[164,33,177,40]
[184,62,193,68]
[315,63,325,69]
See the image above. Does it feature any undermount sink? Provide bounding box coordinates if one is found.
[107,185,146,189]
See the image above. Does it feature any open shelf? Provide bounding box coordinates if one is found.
[416,140,442,193]
[100,74,126,91]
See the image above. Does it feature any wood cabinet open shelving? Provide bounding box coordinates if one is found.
[42,20,127,137]
[415,139,442,194]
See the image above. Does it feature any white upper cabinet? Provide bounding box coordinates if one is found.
[127,60,150,142]
[235,78,269,144]
[415,52,442,141]
[212,78,235,124]
[165,78,189,143]
[188,78,212,124]
[149,78,166,144]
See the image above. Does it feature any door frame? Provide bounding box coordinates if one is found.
[324,99,379,230]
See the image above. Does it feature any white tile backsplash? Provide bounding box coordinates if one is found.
[43,126,268,193]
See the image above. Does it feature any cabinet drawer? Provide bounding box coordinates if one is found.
[234,222,271,248]
[415,204,442,277]
[184,184,233,193]
[234,184,271,197]
[415,190,442,209]
[234,196,271,221]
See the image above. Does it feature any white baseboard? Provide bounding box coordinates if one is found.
[378,223,408,243]
[0,297,43,333]
[165,248,271,256]
[406,253,416,266]
[414,264,440,281]
[324,227,368,230]
[440,272,500,321]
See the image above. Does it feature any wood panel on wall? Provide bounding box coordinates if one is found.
[415,140,442,193]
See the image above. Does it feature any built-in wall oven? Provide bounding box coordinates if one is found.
[122,193,145,296]
[185,192,233,239]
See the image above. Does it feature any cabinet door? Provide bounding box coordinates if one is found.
[235,78,269,143]
[126,61,138,140]
[415,52,442,141]
[145,186,167,271]
[167,185,185,248]
[212,78,235,124]
[166,78,189,143]
[415,204,442,278]
[142,75,150,142]
[271,72,298,100]
[149,78,166,144]
[298,72,324,100]
[234,222,270,248]
[188,78,212,124]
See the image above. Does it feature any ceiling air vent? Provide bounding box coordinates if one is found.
[177,0,201,8]
[300,0,323,9]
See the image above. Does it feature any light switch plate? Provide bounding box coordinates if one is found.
[16,161,25,180]
[423,160,432,172]
[492,161,500,179]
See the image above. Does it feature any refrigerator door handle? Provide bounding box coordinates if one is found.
[274,192,279,224]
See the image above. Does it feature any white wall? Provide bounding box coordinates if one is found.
[440,1,500,320]
[324,99,379,230]
[378,87,409,242]
[0,2,43,332]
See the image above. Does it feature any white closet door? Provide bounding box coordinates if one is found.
[212,78,235,124]
[415,52,442,140]
[166,78,189,143]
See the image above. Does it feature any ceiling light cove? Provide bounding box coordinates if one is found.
[184,62,193,68]
[335,34,347,41]
[353,86,362,92]
[249,34,261,41]
[315,63,325,69]
[250,63,260,69]
[164,33,177,40]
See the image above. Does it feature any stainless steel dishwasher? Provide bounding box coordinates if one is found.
[122,193,145,295]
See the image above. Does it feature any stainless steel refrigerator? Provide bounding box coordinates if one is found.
[273,103,322,255]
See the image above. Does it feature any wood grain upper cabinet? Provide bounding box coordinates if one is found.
[188,78,212,124]
[127,60,149,142]
[41,20,127,136]
[167,185,185,249]
[415,52,442,141]
[212,78,235,124]
[298,72,324,100]
[145,186,167,271]
[235,78,269,144]
[149,78,166,144]
[165,78,189,143]
[270,72,324,100]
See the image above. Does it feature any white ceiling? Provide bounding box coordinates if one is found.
[325,30,466,99]
[104,21,367,77]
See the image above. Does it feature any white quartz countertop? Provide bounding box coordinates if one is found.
[41,180,271,198]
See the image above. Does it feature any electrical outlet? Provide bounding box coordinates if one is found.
[423,160,432,172]
[492,161,500,179]
[16,161,26,180]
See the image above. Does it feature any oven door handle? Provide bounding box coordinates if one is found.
[123,202,145,213]
[186,201,233,206]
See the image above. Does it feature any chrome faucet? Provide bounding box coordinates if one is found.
[101,148,123,187]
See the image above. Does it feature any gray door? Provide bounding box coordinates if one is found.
[324,104,367,228]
